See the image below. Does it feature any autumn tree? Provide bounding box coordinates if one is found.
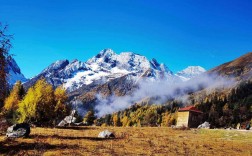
[122,115,130,127]
[112,113,122,127]
[4,81,24,111]
[3,81,25,122]
[18,85,36,123]
[161,111,177,127]
[18,78,63,126]
[54,86,69,123]
[0,23,12,107]
[83,110,96,125]
[142,108,158,126]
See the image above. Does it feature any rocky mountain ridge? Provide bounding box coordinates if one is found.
[24,49,202,92]
[6,56,27,85]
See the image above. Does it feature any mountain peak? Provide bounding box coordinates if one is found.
[176,66,206,81]
[42,59,69,72]
[182,66,206,73]
[6,56,21,74]
[96,49,116,58]
[6,56,27,84]
[150,58,160,69]
[71,59,79,63]
[24,49,177,91]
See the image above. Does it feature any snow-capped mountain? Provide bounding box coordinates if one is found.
[6,56,27,85]
[176,66,206,81]
[24,49,175,92]
[22,49,209,116]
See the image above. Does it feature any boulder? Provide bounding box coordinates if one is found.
[197,121,210,129]
[57,110,77,127]
[246,123,251,130]
[98,130,115,138]
[6,123,30,138]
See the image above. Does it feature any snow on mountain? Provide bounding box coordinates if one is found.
[176,66,206,81]
[64,49,175,91]
[42,59,69,73]
[25,49,176,92]
[86,49,151,73]
[6,56,27,85]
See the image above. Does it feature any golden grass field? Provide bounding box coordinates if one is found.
[0,126,252,156]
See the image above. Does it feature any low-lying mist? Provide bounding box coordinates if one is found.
[94,73,236,117]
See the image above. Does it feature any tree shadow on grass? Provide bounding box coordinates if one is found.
[0,138,78,155]
[54,126,97,130]
[29,134,119,141]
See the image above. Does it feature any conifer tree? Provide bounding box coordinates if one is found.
[83,110,96,125]
[0,23,12,107]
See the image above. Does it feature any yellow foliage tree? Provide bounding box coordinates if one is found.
[122,116,130,127]
[112,113,118,126]
[112,113,121,127]
[54,86,69,122]
[4,81,24,111]
[18,78,55,125]
[18,87,35,123]
[3,81,25,123]
[161,111,177,127]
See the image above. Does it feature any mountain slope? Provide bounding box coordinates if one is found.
[208,52,252,80]
[6,56,27,85]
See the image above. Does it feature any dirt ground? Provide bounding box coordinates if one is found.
[0,126,252,156]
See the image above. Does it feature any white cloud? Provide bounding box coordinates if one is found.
[94,73,236,117]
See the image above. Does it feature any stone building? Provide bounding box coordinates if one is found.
[176,106,203,128]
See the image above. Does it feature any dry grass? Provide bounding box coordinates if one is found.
[0,126,252,156]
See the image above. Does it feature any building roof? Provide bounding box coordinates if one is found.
[178,106,203,113]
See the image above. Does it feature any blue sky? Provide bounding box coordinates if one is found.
[1,0,252,78]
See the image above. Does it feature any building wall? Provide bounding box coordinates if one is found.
[188,112,203,128]
[176,111,190,127]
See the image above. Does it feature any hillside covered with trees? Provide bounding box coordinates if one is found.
[95,78,252,128]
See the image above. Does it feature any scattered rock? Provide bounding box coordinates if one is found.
[197,121,210,129]
[246,123,251,130]
[6,123,30,138]
[98,130,115,138]
[236,123,241,129]
[57,110,77,127]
